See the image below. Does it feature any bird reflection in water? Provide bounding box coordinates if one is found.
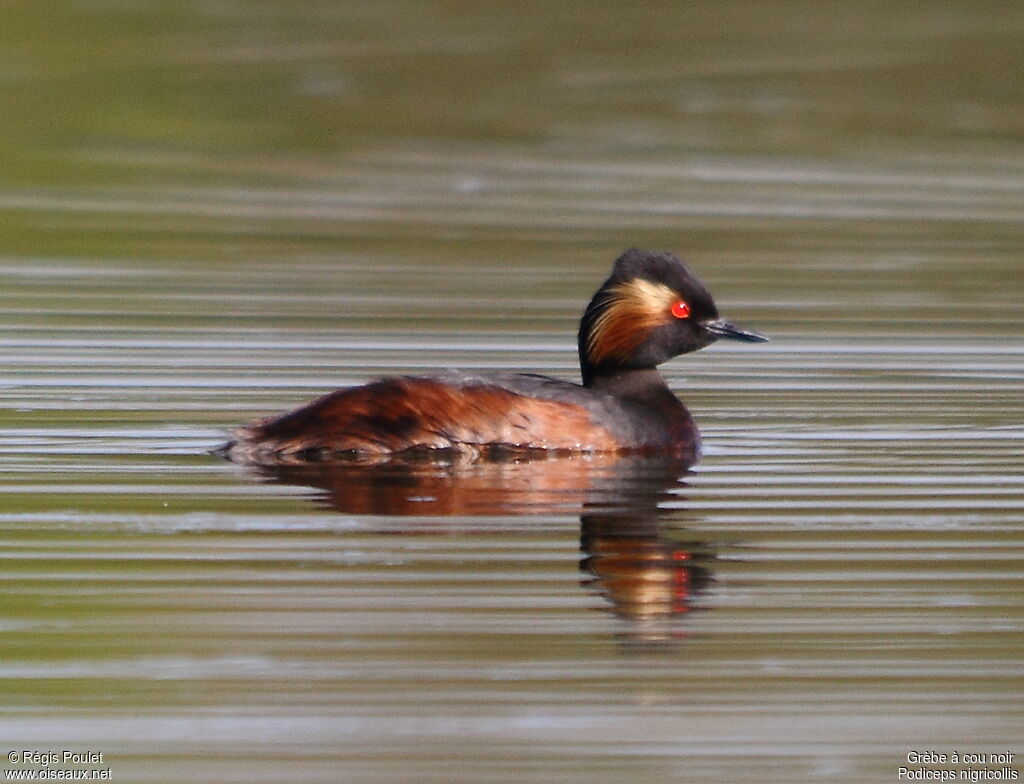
[580,509,715,651]
[244,451,716,649]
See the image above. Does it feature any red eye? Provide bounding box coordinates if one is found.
[670,300,691,319]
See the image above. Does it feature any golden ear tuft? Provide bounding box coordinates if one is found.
[586,278,677,365]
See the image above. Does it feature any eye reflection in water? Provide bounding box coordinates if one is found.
[242,452,717,650]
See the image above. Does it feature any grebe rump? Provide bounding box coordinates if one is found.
[223,249,767,463]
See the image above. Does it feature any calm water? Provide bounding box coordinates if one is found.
[1,3,1022,783]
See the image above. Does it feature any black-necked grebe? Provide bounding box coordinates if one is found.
[223,248,767,463]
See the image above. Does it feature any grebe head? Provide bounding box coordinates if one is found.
[578,249,767,385]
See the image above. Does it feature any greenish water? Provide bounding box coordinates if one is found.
[1,3,1022,783]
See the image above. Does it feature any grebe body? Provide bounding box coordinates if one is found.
[224,249,766,463]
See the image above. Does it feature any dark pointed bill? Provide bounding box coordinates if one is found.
[702,318,769,342]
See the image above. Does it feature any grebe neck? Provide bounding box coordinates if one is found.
[584,367,673,401]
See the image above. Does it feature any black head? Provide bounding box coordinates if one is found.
[578,248,767,385]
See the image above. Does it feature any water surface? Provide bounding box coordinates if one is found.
[1,2,1022,783]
